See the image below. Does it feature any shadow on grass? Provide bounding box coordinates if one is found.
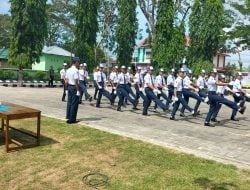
[194,177,238,190]
[78,117,108,122]
[0,128,58,151]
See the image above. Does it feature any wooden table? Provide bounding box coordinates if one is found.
[0,102,41,152]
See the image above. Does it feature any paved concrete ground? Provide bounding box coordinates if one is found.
[1,86,250,169]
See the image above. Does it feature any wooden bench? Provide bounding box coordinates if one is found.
[0,102,41,152]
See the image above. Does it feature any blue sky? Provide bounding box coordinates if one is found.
[0,0,10,14]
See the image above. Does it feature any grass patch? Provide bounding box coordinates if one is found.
[0,117,250,189]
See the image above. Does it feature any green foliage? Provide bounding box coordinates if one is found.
[115,0,137,66]
[224,64,237,78]
[0,70,17,80]
[190,60,214,77]
[9,0,47,69]
[152,0,177,70]
[0,14,12,48]
[46,0,75,47]
[35,71,47,81]
[228,0,250,49]
[98,0,118,52]
[23,71,31,81]
[96,47,106,64]
[75,0,99,71]
[188,0,225,63]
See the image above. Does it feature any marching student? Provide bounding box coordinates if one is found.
[195,69,208,113]
[179,69,208,117]
[93,66,99,100]
[124,67,136,105]
[95,64,114,108]
[204,69,246,127]
[143,66,168,116]
[167,68,176,101]
[117,65,138,111]
[81,63,92,102]
[210,74,245,122]
[109,66,119,102]
[60,62,67,101]
[134,66,147,101]
[170,68,195,120]
[154,68,172,111]
[233,72,250,103]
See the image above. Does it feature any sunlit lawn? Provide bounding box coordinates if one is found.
[0,117,250,190]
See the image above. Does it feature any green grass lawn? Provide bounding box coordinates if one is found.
[0,117,250,190]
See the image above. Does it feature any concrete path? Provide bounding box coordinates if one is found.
[1,86,250,169]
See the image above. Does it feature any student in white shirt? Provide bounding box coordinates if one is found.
[233,72,250,103]
[93,66,99,100]
[65,57,80,124]
[109,66,119,100]
[60,63,67,101]
[167,68,176,100]
[153,68,172,111]
[170,68,194,120]
[95,64,114,108]
[143,66,168,116]
[179,69,208,117]
[116,65,138,111]
[204,69,246,126]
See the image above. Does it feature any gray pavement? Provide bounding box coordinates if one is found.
[1,86,250,169]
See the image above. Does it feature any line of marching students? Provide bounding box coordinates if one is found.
[62,57,249,126]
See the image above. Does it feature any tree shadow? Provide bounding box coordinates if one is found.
[194,177,238,190]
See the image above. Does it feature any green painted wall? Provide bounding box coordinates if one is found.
[32,54,71,71]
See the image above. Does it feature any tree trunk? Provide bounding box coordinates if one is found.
[18,68,24,87]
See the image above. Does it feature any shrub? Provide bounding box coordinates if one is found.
[35,71,47,81]
[191,60,214,77]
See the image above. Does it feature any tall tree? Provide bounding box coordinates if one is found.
[9,0,47,85]
[229,0,250,49]
[75,0,99,70]
[115,0,137,66]
[0,14,12,48]
[188,0,224,64]
[46,0,75,47]
[138,0,191,42]
[151,0,175,69]
[97,0,118,52]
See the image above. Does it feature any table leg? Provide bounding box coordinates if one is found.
[1,119,4,130]
[5,119,9,152]
[37,113,41,145]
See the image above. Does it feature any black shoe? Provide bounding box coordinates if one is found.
[89,97,93,102]
[96,105,100,108]
[79,101,82,104]
[142,112,148,116]
[239,99,246,107]
[94,97,97,100]
[239,106,246,114]
[117,107,122,112]
[67,120,80,124]
[133,107,140,110]
[180,113,185,117]
[134,100,139,108]
[196,110,201,115]
[211,118,220,123]
[231,117,239,121]
[204,122,214,127]
[170,116,175,120]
